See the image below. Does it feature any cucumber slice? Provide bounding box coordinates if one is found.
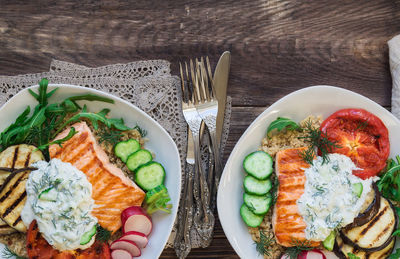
[126,149,153,172]
[352,183,363,198]
[240,203,264,227]
[38,187,56,202]
[322,231,335,251]
[243,193,272,215]
[243,151,273,180]
[114,139,140,163]
[243,175,272,195]
[80,225,97,245]
[135,162,165,191]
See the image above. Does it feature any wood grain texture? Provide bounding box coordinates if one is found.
[0,0,398,258]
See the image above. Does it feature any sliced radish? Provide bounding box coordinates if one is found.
[111,249,132,259]
[281,250,327,259]
[121,231,149,248]
[122,206,152,236]
[298,250,327,259]
[111,239,141,257]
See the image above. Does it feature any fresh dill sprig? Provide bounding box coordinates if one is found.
[2,246,27,259]
[298,120,341,165]
[255,230,274,256]
[284,238,313,259]
[270,176,279,206]
[96,224,112,243]
[133,124,147,137]
[98,128,124,146]
[299,147,316,165]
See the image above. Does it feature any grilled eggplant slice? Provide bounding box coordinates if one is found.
[344,183,380,230]
[340,197,397,252]
[0,168,34,233]
[0,145,43,235]
[334,234,395,259]
[0,144,44,170]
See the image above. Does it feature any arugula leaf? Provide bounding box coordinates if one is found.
[28,78,57,108]
[55,105,130,136]
[267,117,300,137]
[377,155,400,201]
[0,78,131,156]
[1,107,46,148]
[36,127,77,150]
[347,253,360,259]
[389,248,400,259]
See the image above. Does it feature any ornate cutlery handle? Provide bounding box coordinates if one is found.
[174,163,194,259]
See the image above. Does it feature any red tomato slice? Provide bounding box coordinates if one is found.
[27,220,111,259]
[320,108,389,179]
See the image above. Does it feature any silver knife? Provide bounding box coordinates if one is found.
[214,51,231,145]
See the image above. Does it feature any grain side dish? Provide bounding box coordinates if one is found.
[248,116,322,259]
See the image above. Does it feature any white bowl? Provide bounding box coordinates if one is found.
[0,84,181,259]
[217,85,400,259]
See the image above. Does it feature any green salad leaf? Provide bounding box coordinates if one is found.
[267,117,300,137]
[389,248,400,259]
[347,253,360,259]
[145,184,172,214]
[377,155,400,201]
[0,78,132,160]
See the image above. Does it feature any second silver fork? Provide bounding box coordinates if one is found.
[193,57,222,211]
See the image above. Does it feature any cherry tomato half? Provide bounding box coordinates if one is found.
[27,220,111,259]
[320,108,389,179]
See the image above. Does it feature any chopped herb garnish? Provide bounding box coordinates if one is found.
[284,238,313,259]
[255,230,274,256]
[2,246,27,259]
[298,120,341,165]
[270,176,279,206]
[98,128,123,146]
[96,224,112,243]
[133,124,147,137]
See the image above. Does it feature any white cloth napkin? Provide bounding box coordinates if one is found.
[389,35,400,118]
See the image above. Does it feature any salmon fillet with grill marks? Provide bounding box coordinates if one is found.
[272,147,320,247]
[49,122,145,233]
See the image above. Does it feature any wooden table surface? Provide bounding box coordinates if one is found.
[1,1,399,258]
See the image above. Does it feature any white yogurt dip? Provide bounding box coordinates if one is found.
[21,159,98,251]
[297,153,375,241]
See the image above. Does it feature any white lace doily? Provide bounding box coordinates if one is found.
[0,59,231,250]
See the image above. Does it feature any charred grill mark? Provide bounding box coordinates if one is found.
[0,172,26,203]
[2,191,26,218]
[11,146,19,169]
[373,218,394,243]
[359,205,388,237]
[12,216,21,226]
[53,131,88,157]
[24,151,32,167]
[0,224,12,229]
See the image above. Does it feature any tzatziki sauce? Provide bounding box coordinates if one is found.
[21,159,98,251]
[297,153,374,241]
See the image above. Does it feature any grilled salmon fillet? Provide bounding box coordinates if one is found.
[272,147,320,247]
[49,122,145,233]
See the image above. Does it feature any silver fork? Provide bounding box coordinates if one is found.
[179,61,215,245]
[193,57,222,211]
